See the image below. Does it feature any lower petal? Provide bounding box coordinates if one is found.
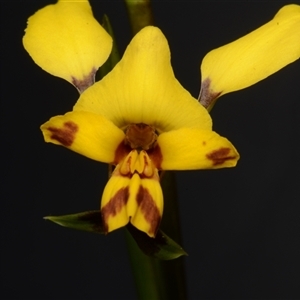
[158,128,239,170]
[130,174,163,238]
[101,165,163,237]
[101,170,131,233]
[41,111,125,163]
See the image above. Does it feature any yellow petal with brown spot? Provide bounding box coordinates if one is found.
[41,111,124,163]
[23,0,112,92]
[101,154,162,237]
[200,4,300,109]
[101,167,131,233]
[158,128,239,170]
[130,175,163,238]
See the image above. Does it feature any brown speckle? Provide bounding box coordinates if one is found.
[72,68,96,94]
[101,187,129,232]
[198,78,221,110]
[206,147,236,166]
[202,141,207,146]
[148,144,163,170]
[48,121,78,147]
[113,142,131,165]
[136,186,161,236]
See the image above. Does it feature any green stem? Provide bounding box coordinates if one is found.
[125,172,187,300]
[159,172,187,299]
[125,230,169,300]
[124,0,154,35]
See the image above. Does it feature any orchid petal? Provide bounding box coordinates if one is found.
[200,4,300,108]
[74,26,212,132]
[130,174,163,238]
[101,170,132,233]
[23,0,112,92]
[101,167,162,237]
[41,111,124,163]
[158,128,239,170]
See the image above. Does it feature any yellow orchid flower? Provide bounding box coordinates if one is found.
[23,1,299,238]
[39,26,239,237]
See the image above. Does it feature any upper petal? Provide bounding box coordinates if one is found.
[23,0,112,92]
[158,128,239,170]
[41,111,125,163]
[74,26,212,132]
[199,4,300,108]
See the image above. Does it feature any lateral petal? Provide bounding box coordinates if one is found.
[23,0,112,92]
[200,5,300,108]
[158,128,239,170]
[74,26,212,132]
[41,111,125,163]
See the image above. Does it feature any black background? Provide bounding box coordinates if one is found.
[2,1,300,299]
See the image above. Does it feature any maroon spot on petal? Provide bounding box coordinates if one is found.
[113,142,131,165]
[48,121,78,147]
[198,78,222,109]
[101,187,129,233]
[71,68,97,94]
[148,144,163,170]
[206,147,236,166]
[136,186,161,236]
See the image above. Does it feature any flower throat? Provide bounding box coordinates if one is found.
[124,123,158,151]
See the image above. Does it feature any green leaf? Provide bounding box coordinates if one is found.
[44,210,186,259]
[44,210,105,234]
[127,223,188,260]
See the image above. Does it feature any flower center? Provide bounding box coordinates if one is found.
[119,149,156,178]
[125,123,157,151]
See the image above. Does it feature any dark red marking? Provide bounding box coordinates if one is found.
[48,121,78,147]
[113,142,131,165]
[198,78,222,109]
[148,144,163,170]
[206,147,236,166]
[101,187,129,232]
[71,68,96,94]
[136,186,161,236]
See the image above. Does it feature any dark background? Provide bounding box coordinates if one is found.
[2,1,300,299]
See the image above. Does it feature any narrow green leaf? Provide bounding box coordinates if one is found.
[44,210,186,259]
[44,210,105,234]
[127,223,187,260]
